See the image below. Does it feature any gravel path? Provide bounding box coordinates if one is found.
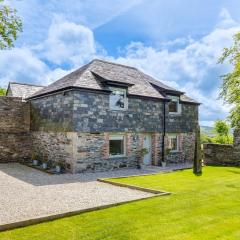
[0,163,154,226]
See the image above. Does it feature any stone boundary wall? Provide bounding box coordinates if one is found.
[203,129,240,166]
[0,97,31,162]
[203,144,234,166]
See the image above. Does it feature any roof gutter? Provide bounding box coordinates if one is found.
[26,86,112,101]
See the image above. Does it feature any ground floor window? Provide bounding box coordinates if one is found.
[168,134,179,152]
[109,135,125,157]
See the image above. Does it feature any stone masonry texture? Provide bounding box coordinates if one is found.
[0,97,31,162]
[1,89,200,173]
[31,90,198,133]
[203,129,240,166]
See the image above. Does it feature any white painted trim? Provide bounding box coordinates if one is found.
[168,95,182,115]
[167,134,179,152]
[109,134,126,158]
[109,87,128,111]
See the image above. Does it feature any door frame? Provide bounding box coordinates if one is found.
[143,133,152,165]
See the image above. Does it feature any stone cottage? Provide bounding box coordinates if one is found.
[3,59,200,173]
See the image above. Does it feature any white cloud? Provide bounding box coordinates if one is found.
[0,6,239,124]
[110,12,240,122]
[0,48,49,87]
[9,0,143,46]
[218,8,237,28]
[36,17,97,66]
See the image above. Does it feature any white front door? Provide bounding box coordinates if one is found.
[143,134,152,165]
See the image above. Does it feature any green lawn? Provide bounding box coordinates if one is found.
[1,167,240,240]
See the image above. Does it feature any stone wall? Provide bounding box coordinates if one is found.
[0,97,31,162]
[30,89,198,134]
[203,129,240,166]
[72,90,198,133]
[0,97,30,133]
[30,91,74,132]
[72,90,164,132]
[166,104,199,133]
[166,132,195,163]
[75,132,149,173]
[31,131,75,172]
[203,144,234,166]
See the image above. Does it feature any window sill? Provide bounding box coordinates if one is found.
[169,150,182,154]
[169,112,182,116]
[109,108,128,112]
[108,155,127,159]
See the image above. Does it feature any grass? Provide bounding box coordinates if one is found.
[1,166,240,240]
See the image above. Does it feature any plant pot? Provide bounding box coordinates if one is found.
[161,162,167,167]
[42,163,48,169]
[33,160,38,166]
[55,165,61,173]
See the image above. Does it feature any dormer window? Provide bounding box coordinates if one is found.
[109,87,128,110]
[168,95,181,114]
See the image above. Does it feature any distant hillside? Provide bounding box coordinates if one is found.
[200,126,215,137]
[201,125,233,136]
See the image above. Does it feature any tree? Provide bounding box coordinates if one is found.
[193,125,202,175]
[200,120,233,144]
[0,87,6,95]
[219,32,240,128]
[214,120,230,136]
[0,0,22,49]
[213,120,233,144]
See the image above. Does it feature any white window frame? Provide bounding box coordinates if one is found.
[109,135,126,158]
[109,87,128,111]
[168,95,181,115]
[168,134,179,152]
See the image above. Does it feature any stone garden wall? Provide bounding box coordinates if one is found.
[31,131,75,172]
[0,97,31,162]
[203,144,234,166]
[203,129,240,166]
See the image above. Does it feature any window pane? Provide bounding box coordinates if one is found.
[109,139,124,156]
[169,100,178,112]
[171,137,178,151]
[110,89,125,109]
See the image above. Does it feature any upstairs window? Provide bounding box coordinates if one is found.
[109,87,128,110]
[168,134,179,152]
[168,95,181,114]
[109,135,125,157]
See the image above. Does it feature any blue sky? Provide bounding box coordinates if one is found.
[1,0,240,126]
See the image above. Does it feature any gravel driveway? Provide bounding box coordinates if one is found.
[0,163,154,226]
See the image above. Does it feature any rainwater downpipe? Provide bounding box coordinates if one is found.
[161,100,166,166]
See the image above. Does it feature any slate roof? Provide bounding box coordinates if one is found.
[6,82,44,99]
[28,59,199,104]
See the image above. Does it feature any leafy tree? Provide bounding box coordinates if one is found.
[214,120,230,136]
[200,120,233,144]
[0,87,6,95]
[213,120,233,144]
[212,135,233,144]
[0,0,22,49]
[219,32,240,128]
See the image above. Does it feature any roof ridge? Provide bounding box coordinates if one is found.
[92,59,137,70]
[9,82,44,87]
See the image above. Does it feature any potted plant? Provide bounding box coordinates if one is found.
[55,161,65,173]
[137,148,149,168]
[162,148,171,167]
[42,155,48,169]
[32,152,39,166]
